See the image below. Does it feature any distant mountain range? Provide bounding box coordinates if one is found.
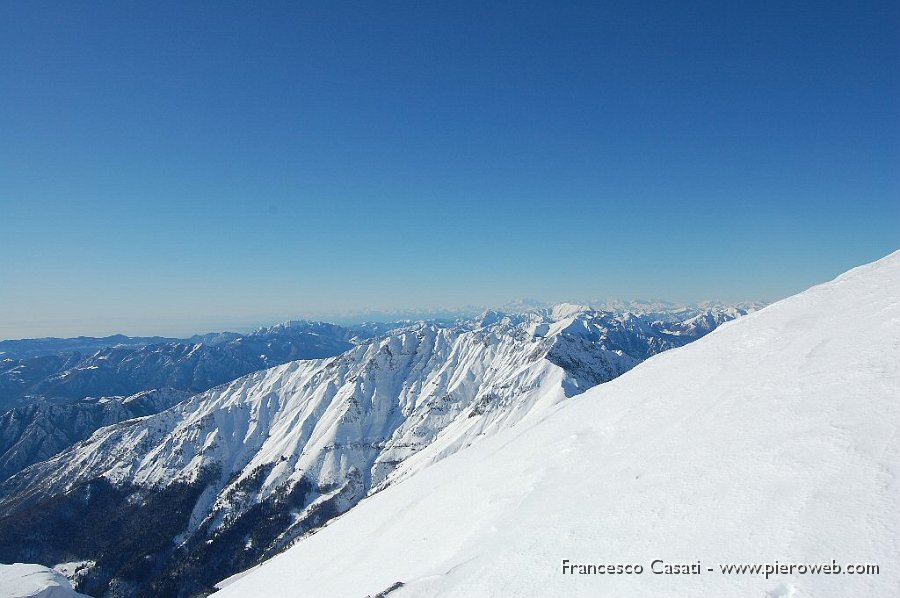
[0,322,377,412]
[0,302,754,597]
[294,298,765,326]
[0,388,193,483]
[0,322,386,485]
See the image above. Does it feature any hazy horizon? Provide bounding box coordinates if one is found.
[1,293,770,341]
[2,2,897,341]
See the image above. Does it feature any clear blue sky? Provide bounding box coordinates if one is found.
[1,1,898,338]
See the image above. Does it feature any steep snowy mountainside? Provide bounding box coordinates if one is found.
[0,321,361,411]
[215,251,900,598]
[0,389,192,483]
[0,304,748,597]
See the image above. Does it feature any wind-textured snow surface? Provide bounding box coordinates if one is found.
[215,251,900,598]
[0,564,90,598]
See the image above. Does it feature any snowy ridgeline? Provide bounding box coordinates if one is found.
[214,251,900,597]
[0,303,749,597]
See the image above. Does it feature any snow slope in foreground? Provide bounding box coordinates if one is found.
[0,564,89,598]
[215,251,900,598]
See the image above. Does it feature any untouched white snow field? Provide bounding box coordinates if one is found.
[215,251,900,597]
[0,564,89,598]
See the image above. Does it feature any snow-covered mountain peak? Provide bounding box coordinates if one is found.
[549,302,593,320]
